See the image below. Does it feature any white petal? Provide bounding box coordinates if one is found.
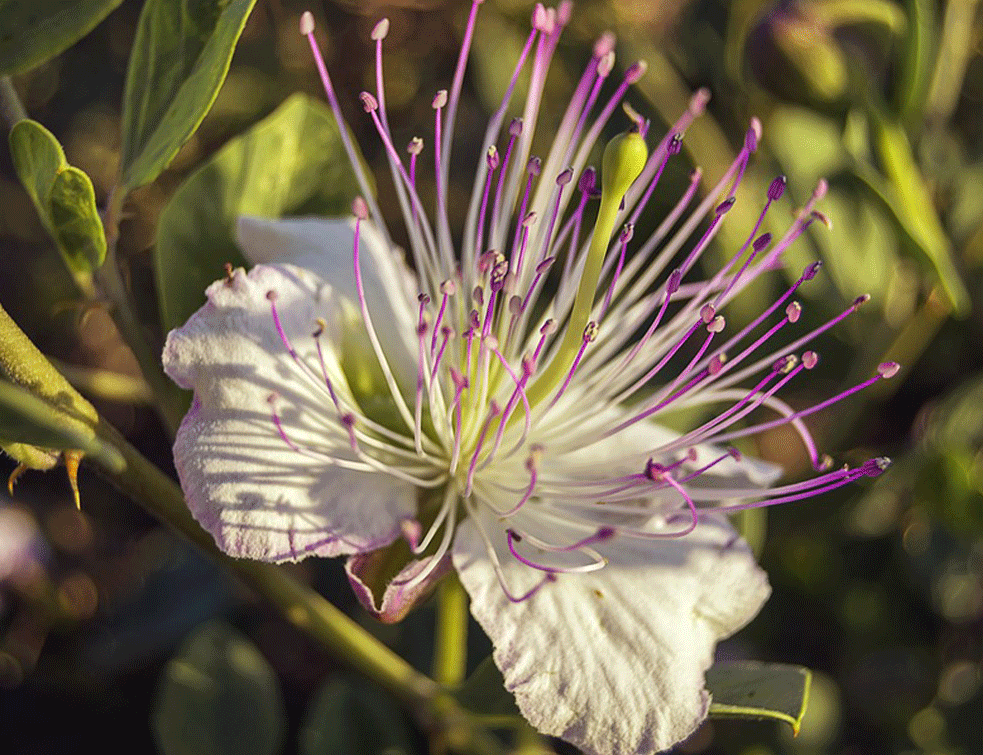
[235,216,418,388]
[453,508,770,755]
[164,264,416,562]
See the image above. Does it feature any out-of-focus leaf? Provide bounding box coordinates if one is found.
[864,112,969,314]
[707,661,813,735]
[0,0,122,75]
[897,0,936,121]
[300,678,415,755]
[119,0,258,191]
[152,622,285,755]
[926,0,981,122]
[9,120,106,273]
[153,93,361,333]
[768,106,849,187]
[453,656,522,724]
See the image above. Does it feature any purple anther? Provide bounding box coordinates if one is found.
[700,303,716,323]
[557,167,574,186]
[352,196,369,219]
[579,166,597,194]
[803,261,822,280]
[813,178,829,200]
[667,133,683,156]
[877,362,900,378]
[768,175,787,201]
[299,11,315,35]
[557,0,572,25]
[727,447,742,462]
[595,526,616,541]
[594,31,616,58]
[785,301,801,323]
[407,136,424,155]
[583,321,599,342]
[360,91,378,112]
[541,318,557,335]
[745,122,759,152]
[440,279,457,296]
[598,51,615,78]
[707,316,725,334]
[416,321,428,337]
[536,256,556,274]
[528,156,542,176]
[491,258,510,291]
[532,3,553,32]
[472,287,484,306]
[619,223,634,242]
[709,354,726,375]
[509,296,523,316]
[802,351,818,369]
[371,18,390,40]
[487,145,500,170]
[715,196,736,215]
[690,87,711,115]
[645,458,664,481]
[625,60,647,84]
[753,233,772,252]
[265,289,278,302]
[773,354,797,374]
[522,211,536,226]
[509,117,524,137]
[852,294,871,309]
[418,292,431,305]
[432,89,448,109]
[469,309,481,329]
[666,269,682,294]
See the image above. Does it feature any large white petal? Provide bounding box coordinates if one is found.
[164,263,416,562]
[453,508,770,755]
[235,215,418,388]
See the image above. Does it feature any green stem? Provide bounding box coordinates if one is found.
[92,418,502,752]
[0,76,27,128]
[95,189,185,435]
[433,572,470,687]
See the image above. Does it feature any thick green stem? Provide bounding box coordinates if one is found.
[95,189,186,435]
[433,572,470,687]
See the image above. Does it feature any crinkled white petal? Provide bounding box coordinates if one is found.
[236,215,418,387]
[453,507,770,755]
[163,263,416,562]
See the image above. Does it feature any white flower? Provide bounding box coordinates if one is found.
[163,4,895,753]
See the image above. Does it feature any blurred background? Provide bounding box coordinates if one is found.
[1,0,981,753]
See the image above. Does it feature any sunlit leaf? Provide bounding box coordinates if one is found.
[300,677,415,755]
[707,661,812,734]
[0,0,122,75]
[8,119,106,273]
[119,0,258,191]
[154,93,361,333]
[153,622,285,755]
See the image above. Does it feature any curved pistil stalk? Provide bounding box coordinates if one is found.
[525,128,648,408]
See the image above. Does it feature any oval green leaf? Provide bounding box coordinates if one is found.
[152,621,285,755]
[154,93,362,333]
[119,0,258,191]
[706,661,812,735]
[300,678,415,755]
[0,0,122,75]
[8,119,107,273]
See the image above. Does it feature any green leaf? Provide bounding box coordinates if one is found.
[8,119,106,273]
[300,678,415,755]
[453,656,523,725]
[154,93,362,333]
[119,0,258,191]
[706,661,812,735]
[152,622,285,755]
[0,0,123,75]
